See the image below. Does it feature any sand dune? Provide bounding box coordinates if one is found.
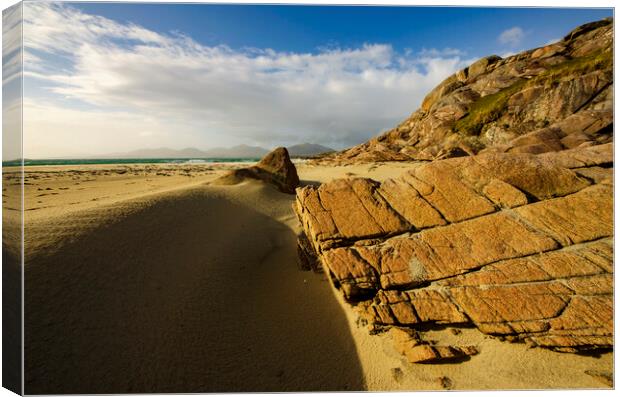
[24,180,365,393]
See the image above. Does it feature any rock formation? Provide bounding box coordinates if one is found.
[213,147,300,193]
[294,143,613,361]
[318,18,613,164]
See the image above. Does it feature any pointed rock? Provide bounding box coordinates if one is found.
[213,147,300,193]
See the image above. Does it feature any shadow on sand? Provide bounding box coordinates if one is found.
[24,189,366,393]
[2,247,22,394]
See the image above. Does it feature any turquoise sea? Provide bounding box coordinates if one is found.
[2,158,261,167]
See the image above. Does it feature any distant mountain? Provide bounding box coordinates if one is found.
[203,145,269,158]
[287,143,335,157]
[101,145,270,159]
[98,143,334,160]
[112,147,208,158]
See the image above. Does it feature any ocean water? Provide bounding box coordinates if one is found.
[2,158,261,167]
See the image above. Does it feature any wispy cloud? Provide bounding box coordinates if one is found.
[3,4,23,160]
[2,4,22,86]
[499,50,524,58]
[544,37,561,46]
[418,47,466,57]
[498,26,525,47]
[21,3,473,157]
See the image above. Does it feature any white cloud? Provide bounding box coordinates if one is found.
[498,27,525,47]
[2,98,21,161]
[418,48,466,57]
[22,99,183,158]
[20,2,472,157]
[2,3,22,86]
[3,4,23,161]
[544,37,561,46]
[499,50,523,58]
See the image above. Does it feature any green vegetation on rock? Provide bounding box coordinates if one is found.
[453,79,527,136]
[538,48,612,87]
[454,49,612,136]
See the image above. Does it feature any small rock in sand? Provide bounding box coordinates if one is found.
[437,376,453,390]
[584,370,613,387]
[390,367,403,383]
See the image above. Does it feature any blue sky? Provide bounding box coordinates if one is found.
[6,2,613,158]
[73,4,611,56]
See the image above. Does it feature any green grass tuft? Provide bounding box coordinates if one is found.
[453,80,526,136]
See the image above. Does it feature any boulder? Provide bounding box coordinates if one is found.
[213,147,300,193]
[563,17,612,41]
[467,54,502,80]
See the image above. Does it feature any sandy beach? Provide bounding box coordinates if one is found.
[12,161,611,393]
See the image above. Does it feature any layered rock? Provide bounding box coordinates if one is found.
[390,327,478,364]
[318,18,613,164]
[294,143,613,360]
[213,147,300,193]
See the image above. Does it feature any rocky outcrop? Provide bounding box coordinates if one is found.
[294,143,613,361]
[318,18,613,164]
[213,147,300,193]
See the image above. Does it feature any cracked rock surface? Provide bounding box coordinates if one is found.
[294,143,612,361]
